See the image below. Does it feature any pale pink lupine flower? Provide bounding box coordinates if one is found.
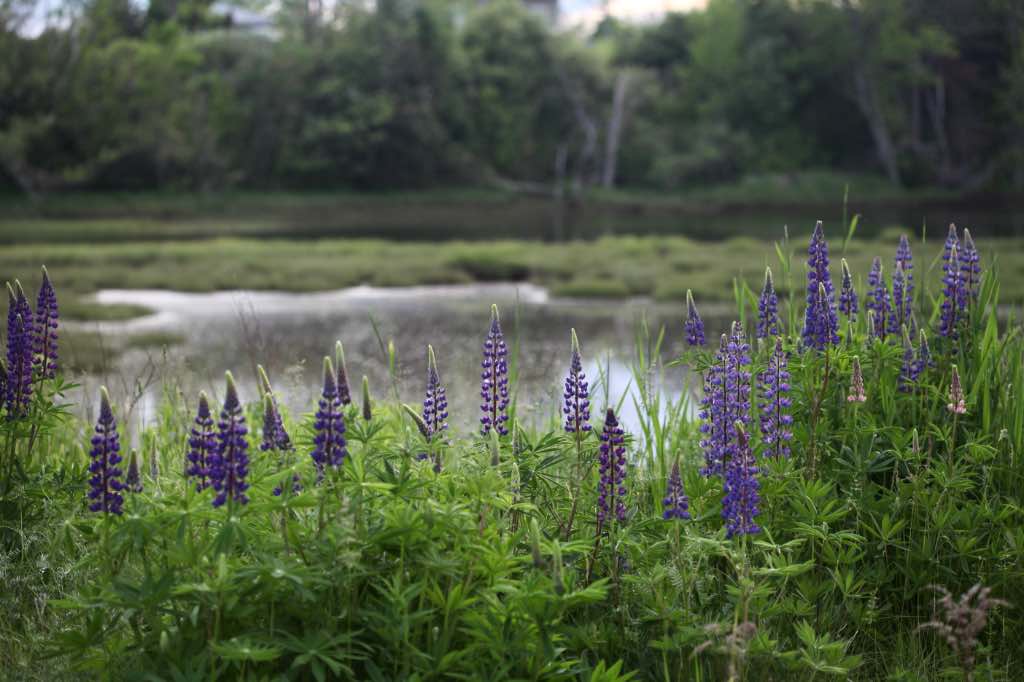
[947,365,967,414]
[847,356,867,403]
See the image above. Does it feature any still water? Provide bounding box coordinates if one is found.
[69,284,732,437]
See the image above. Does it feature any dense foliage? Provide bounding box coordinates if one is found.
[2,0,1024,193]
[1,221,1022,679]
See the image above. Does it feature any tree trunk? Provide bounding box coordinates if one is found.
[853,68,902,185]
[601,71,631,189]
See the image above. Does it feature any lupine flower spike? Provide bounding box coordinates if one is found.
[895,235,914,320]
[801,221,839,350]
[866,258,891,339]
[838,258,858,321]
[6,283,34,418]
[890,263,907,335]
[334,341,352,406]
[756,267,779,339]
[186,392,216,491]
[866,310,878,341]
[898,327,917,393]
[34,266,59,379]
[88,387,124,514]
[947,365,966,415]
[662,460,690,520]
[258,367,292,453]
[959,228,981,307]
[125,450,143,494]
[722,422,760,538]
[597,408,627,527]
[847,357,867,403]
[361,376,372,421]
[916,330,935,376]
[311,357,348,481]
[758,338,793,458]
[939,243,961,339]
[698,334,728,476]
[563,329,591,434]
[420,345,449,472]
[684,289,706,347]
[210,372,250,508]
[480,304,510,436]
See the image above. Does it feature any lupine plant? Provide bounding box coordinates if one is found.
[480,304,510,436]
[4,224,1022,682]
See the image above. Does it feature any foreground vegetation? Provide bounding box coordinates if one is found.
[1,223,1022,679]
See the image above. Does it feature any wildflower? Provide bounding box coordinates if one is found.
[420,346,449,472]
[866,309,878,341]
[334,341,353,406]
[87,387,124,515]
[895,235,914,322]
[597,408,627,526]
[700,324,752,476]
[758,338,792,458]
[563,329,591,434]
[684,289,706,347]
[480,304,510,436]
[5,283,34,418]
[662,460,690,520]
[258,367,292,453]
[186,392,217,491]
[125,450,143,494]
[722,423,760,538]
[918,584,1008,679]
[916,330,935,376]
[866,257,892,339]
[959,228,981,307]
[361,375,372,421]
[698,335,728,476]
[947,365,966,415]
[34,266,58,379]
[209,372,250,508]
[838,258,858,321]
[890,263,907,335]
[311,357,348,480]
[847,357,867,403]
[942,223,960,267]
[939,243,961,339]
[756,267,779,339]
[898,327,917,393]
[801,221,839,350]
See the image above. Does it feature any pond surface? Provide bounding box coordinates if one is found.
[70,284,738,438]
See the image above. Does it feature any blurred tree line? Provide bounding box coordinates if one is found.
[1,0,1023,195]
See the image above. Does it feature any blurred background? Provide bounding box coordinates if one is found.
[2,0,1023,427]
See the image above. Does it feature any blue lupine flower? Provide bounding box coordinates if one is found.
[898,327,917,393]
[480,305,510,436]
[865,257,893,339]
[34,266,58,379]
[722,422,760,538]
[311,357,348,480]
[186,392,217,492]
[758,338,792,458]
[939,243,961,339]
[6,283,34,418]
[258,368,292,453]
[890,263,907,335]
[563,329,591,434]
[801,221,839,350]
[698,334,728,476]
[419,345,449,472]
[838,258,858,321]
[662,460,690,520]
[916,330,935,377]
[210,372,250,507]
[125,450,143,494]
[756,267,779,339]
[684,289,706,347]
[597,408,627,526]
[959,228,981,308]
[895,235,914,323]
[335,341,353,406]
[88,387,124,514]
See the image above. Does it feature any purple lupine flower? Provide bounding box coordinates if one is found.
[698,334,728,476]
[563,329,591,434]
[480,304,510,436]
[685,289,706,347]
[865,258,892,339]
[125,450,143,494]
[847,356,867,403]
[916,330,935,377]
[898,327,917,393]
[895,235,914,320]
[758,338,792,458]
[801,221,839,350]
[838,258,858,321]
[257,367,292,453]
[756,267,779,339]
[209,372,250,507]
[959,228,981,308]
[597,408,627,526]
[311,357,348,480]
[335,341,352,406]
[33,266,58,379]
[0,357,6,413]
[947,365,966,414]
[939,243,961,339]
[186,392,216,491]
[890,263,908,335]
[6,283,34,418]
[662,460,690,520]
[942,223,960,271]
[88,387,124,514]
[419,345,449,472]
[721,423,760,538]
